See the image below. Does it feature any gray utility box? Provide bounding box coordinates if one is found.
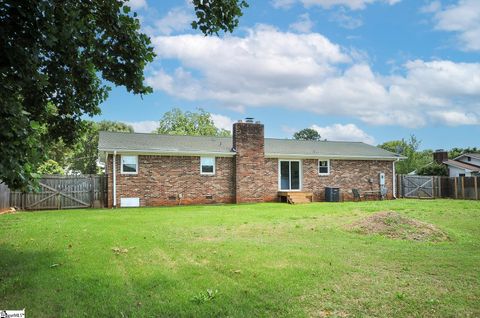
[325,187,340,202]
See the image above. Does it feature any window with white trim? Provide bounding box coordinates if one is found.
[318,160,330,175]
[121,155,138,174]
[200,157,215,175]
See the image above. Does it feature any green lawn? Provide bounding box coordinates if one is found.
[1,200,479,317]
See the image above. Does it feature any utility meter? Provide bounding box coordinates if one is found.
[379,172,387,198]
[379,172,385,186]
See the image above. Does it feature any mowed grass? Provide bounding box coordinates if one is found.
[1,199,479,317]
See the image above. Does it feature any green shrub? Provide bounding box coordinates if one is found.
[417,163,448,176]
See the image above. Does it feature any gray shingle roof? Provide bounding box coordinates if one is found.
[443,160,480,171]
[98,131,403,160]
[454,153,480,161]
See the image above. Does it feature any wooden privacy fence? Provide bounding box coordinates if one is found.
[8,175,107,210]
[0,182,10,210]
[397,175,480,200]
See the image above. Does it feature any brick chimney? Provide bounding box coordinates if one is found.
[233,119,265,203]
[433,149,448,164]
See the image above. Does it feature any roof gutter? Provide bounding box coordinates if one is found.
[99,149,407,161]
[264,153,406,160]
[393,157,399,199]
[98,148,235,157]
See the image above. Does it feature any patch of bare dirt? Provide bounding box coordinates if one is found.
[345,211,449,242]
[0,207,16,215]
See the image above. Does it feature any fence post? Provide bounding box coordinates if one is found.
[432,176,435,198]
[461,177,465,199]
[475,177,478,200]
[400,175,404,198]
[91,175,95,208]
[454,177,458,199]
[438,177,442,198]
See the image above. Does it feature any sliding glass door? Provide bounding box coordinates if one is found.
[279,160,301,191]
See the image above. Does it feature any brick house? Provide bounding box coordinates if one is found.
[99,120,403,207]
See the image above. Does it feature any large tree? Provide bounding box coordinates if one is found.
[293,128,321,141]
[156,108,230,137]
[69,121,134,174]
[378,135,431,174]
[44,120,134,175]
[0,0,248,190]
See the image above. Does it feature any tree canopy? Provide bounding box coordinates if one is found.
[0,0,248,190]
[192,0,249,35]
[45,120,133,175]
[155,108,230,137]
[293,128,321,141]
[37,159,65,175]
[378,135,431,174]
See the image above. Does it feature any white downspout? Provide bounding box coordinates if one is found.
[393,158,398,199]
[113,151,117,208]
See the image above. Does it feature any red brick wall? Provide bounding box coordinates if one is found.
[263,158,394,201]
[233,122,266,203]
[107,154,235,207]
[106,154,395,207]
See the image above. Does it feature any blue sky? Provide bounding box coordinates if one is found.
[96,0,480,150]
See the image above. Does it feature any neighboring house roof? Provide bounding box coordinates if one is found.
[99,131,404,160]
[453,153,480,161]
[442,159,480,171]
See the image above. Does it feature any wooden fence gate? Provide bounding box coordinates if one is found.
[399,175,434,198]
[397,175,479,200]
[10,175,106,210]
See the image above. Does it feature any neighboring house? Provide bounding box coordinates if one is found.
[98,120,404,207]
[433,150,480,177]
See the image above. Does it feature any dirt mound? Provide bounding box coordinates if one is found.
[346,211,449,242]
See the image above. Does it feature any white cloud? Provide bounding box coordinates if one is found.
[272,0,401,10]
[419,1,441,14]
[146,25,480,128]
[311,123,375,144]
[272,0,297,9]
[431,0,480,51]
[211,114,235,132]
[127,0,147,10]
[330,8,363,29]
[428,111,480,126]
[289,13,315,33]
[149,24,350,94]
[124,121,159,133]
[152,7,193,35]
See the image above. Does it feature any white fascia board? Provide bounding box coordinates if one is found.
[98,148,235,157]
[264,153,405,161]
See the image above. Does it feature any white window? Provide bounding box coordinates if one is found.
[200,157,215,175]
[318,160,330,175]
[121,155,138,174]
